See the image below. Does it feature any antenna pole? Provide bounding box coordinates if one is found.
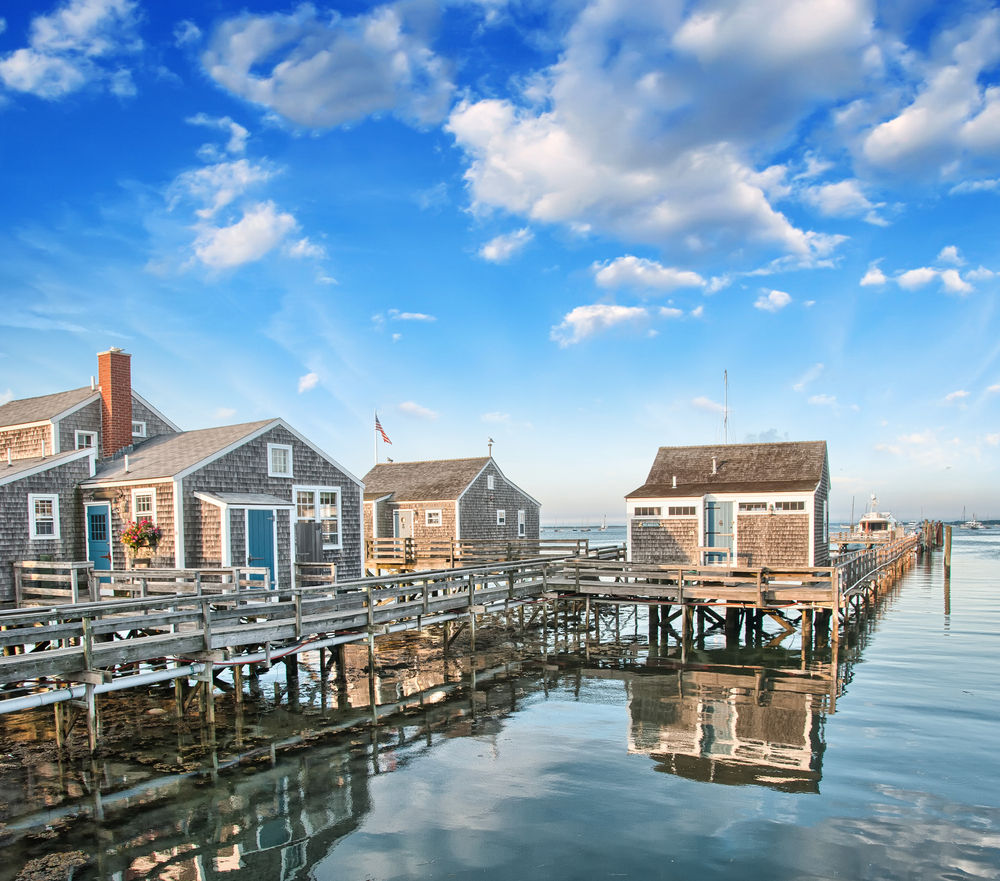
[374,408,377,467]
[723,370,729,445]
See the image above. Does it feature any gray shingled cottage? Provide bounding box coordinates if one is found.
[361,457,540,545]
[626,441,830,567]
[0,349,362,601]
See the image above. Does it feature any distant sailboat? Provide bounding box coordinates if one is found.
[599,515,607,531]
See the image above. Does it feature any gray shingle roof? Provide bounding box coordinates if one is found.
[197,491,294,507]
[0,387,97,428]
[361,457,491,501]
[627,441,828,499]
[0,449,90,486]
[85,420,275,482]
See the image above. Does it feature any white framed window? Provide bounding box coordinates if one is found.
[75,430,97,450]
[268,443,293,478]
[29,494,60,540]
[634,506,661,516]
[294,485,340,548]
[132,421,147,438]
[496,509,506,526]
[738,502,768,513]
[487,474,495,490]
[518,509,525,537]
[667,506,696,516]
[132,488,156,523]
[774,501,805,511]
[425,509,442,527]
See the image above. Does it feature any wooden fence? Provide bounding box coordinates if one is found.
[365,537,621,570]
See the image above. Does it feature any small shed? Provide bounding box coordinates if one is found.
[361,457,540,545]
[625,441,830,567]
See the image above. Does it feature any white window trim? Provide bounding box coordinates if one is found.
[293,484,342,549]
[487,475,495,490]
[518,509,525,537]
[75,429,97,450]
[268,443,294,478]
[425,509,443,527]
[496,509,506,526]
[131,487,157,524]
[132,421,147,438]
[28,493,60,540]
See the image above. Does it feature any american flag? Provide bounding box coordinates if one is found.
[375,413,392,445]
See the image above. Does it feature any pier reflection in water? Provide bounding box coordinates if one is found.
[1,535,998,881]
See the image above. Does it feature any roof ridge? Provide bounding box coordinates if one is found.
[371,456,490,466]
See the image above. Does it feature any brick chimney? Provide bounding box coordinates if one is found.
[98,348,133,459]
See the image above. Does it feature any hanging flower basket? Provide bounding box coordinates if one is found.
[122,518,162,558]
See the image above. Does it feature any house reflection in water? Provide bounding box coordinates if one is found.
[621,661,832,793]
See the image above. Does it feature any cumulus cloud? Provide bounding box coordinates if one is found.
[298,372,319,393]
[987,384,1000,394]
[187,112,249,155]
[592,256,706,291]
[937,245,964,266]
[0,0,141,99]
[387,309,436,322]
[478,228,533,262]
[801,179,887,225]
[399,401,438,419]
[202,4,453,129]
[174,20,201,47]
[896,267,938,290]
[659,306,683,318]
[550,304,647,347]
[860,265,887,286]
[966,266,995,281]
[754,290,792,312]
[168,159,273,219]
[808,393,837,406]
[286,237,326,259]
[692,396,726,414]
[193,201,298,268]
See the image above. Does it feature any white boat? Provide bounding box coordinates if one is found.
[856,493,898,537]
[962,513,983,530]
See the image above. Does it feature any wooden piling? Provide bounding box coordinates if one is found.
[944,525,952,575]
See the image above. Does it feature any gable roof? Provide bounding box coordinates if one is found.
[84,420,275,483]
[0,448,96,487]
[0,387,98,428]
[627,441,828,499]
[362,457,492,501]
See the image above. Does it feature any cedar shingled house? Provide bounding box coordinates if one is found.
[361,457,540,546]
[0,349,362,601]
[626,441,830,567]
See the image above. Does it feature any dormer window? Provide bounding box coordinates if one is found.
[75,430,97,450]
[132,421,147,438]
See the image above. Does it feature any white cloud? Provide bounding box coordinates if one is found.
[481,412,510,423]
[213,406,236,420]
[388,310,436,322]
[987,384,1000,394]
[286,237,326,260]
[966,266,995,281]
[592,256,706,291]
[937,245,964,266]
[0,0,141,99]
[808,393,837,406]
[550,304,647,347]
[478,228,533,263]
[202,4,453,128]
[187,112,249,155]
[951,178,1000,194]
[754,289,792,312]
[168,159,273,219]
[860,265,887,286]
[692,396,726,414]
[986,433,1000,445]
[896,267,938,290]
[793,362,824,392]
[691,305,704,318]
[0,389,13,406]
[399,401,438,419]
[391,333,402,342]
[801,179,886,224]
[193,201,298,268]
[298,372,319,393]
[659,306,683,319]
[944,390,969,402]
[939,268,973,295]
[174,20,201,47]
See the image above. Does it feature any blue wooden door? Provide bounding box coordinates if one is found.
[247,509,276,588]
[705,501,734,564]
[87,503,112,583]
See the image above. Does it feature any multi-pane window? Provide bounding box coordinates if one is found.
[738,502,768,512]
[133,489,155,522]
[268,444,293,477]
[667,506,696,516]
[29,494,59,539]
[425,509,442,526]
[496,509,506,526]
[774,501,805,511]
[634,506,661,516]
[487,475,495,490]
[75,430,97,449]
[518,509,526,537]
[132,421,147,438]
[295,486,340,547]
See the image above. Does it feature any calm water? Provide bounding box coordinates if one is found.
[1,532,998,880]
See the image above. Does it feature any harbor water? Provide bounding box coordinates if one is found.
[0,531,997,879]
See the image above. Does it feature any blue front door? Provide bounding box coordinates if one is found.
[247,509,276,588]
[705,501,734,564]
[87,503,112,582]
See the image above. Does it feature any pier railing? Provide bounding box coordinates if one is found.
[364,537,614,570]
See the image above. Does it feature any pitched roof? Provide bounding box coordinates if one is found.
[0,449,94,487]
[85,420,275,483]
[0,387,97,428]
[361,457,491,501]
[627,441,828,499]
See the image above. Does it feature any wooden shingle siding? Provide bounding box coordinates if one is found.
[813,457,830,565]
[131,397,177,441]
[229,508,246,565]
[191,499,223,567]
[736,513,810,567]
[459,465,540,541]
[408,502,457,540]
[0,425,52,461]
[630,519,697,564]
[0,458,91,602]
[57,400,102,453]
[80,482,176,570]
[181,425,362,582]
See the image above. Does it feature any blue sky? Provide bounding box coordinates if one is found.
[1,0,999,522]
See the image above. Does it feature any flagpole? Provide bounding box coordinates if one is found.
[374,408,377,467]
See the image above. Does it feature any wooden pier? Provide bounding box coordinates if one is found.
[364,536,609,573]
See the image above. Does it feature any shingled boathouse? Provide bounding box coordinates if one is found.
[626,441,831,568]
[362,457,540,548]
[0,349,363,601]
